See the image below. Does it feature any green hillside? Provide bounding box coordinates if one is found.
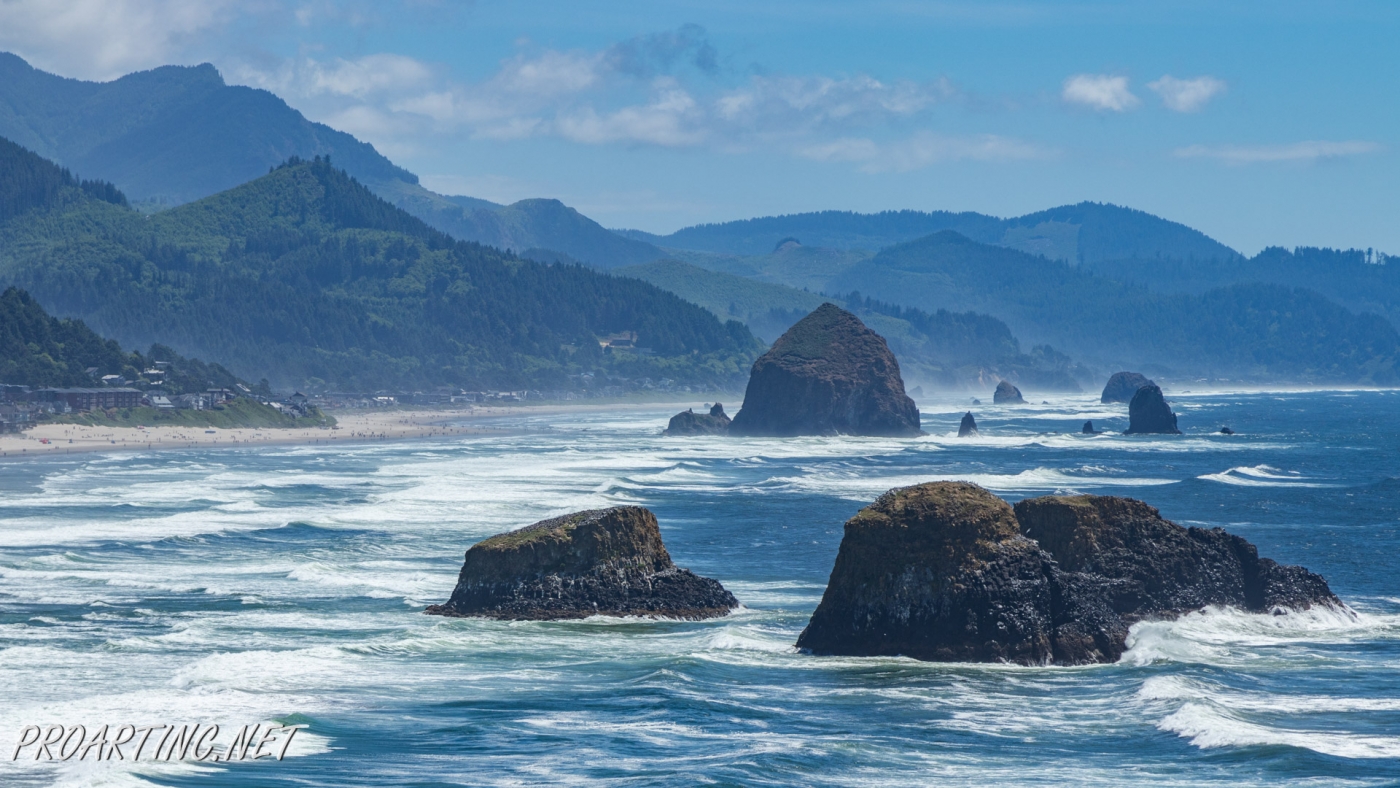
[826,231,1400,383]
[617,259,1087,391]
[0,144,761,391]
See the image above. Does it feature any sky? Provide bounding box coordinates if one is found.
[0,0,1396,255]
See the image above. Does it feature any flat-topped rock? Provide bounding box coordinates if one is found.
[958,412,978,437]
[797,483,1339,665]
[426,507,738,620]
[1101,371,1155,403]
[663,402,731,436]
[728,303,922,437]
[1125,384,1181,434]
[993,380,1024,404]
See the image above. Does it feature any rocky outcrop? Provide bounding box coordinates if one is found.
[1126,384,1181,434]
[958,412,978,437]
[1082,420,1099,434]
[728,303,922,437]
[663,403,731,436]
[426,507,738,620]
[796,483,1338,665]
[1101,371,1155,403]
[993,380,1024,404]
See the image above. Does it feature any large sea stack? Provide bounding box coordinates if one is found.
[426,507,738,620]
[797,482,1338,665]
[958,412,979,437]
[663,403,731,436]
[1101,372,1155,403]
[728,303,922,437]
[993,380,1024,404]
[1125,384,1181,434]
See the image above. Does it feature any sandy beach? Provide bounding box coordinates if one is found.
[0,401,695,460]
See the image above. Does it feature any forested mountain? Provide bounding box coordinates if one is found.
[617,259,1087,391]
[1086,246,1400,328]
[1,286,249,393]
[0,141,760,391]
[0,53,415,207]
[0,53,661,267]
[824,231,1400,383]
[622,202,1240,264]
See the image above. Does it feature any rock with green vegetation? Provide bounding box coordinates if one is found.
[425,507,738,620]
[729,304,922,437]
[797,482,1056,663]
[1101,371,1155,403]
[797,483,1339,665]
[1125,384,1180,434]
[663,402,731,436]
[993,380,1024,404]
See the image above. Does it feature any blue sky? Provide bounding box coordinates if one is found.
[1,0,1396,254]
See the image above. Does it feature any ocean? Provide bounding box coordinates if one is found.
[1,389,1398,786]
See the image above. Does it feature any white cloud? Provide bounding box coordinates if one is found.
[1149,75,1226,112]
[554,80,707,147]
[0,0,239,80]
[1174,140,1383,164]
[1061,74,1139,112]
[801,132,1054,173]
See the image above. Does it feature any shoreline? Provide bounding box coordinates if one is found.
[0,400,703,461]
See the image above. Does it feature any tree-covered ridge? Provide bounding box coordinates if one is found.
[0,136,126,224]
[0,286,246,393]
[827,231,1400,383]
[0,146,761,391]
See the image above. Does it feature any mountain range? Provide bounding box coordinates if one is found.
[2,50,1398,388]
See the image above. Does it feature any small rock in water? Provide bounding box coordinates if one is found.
[663,402,731,436]
[1124,384,1181,434]
[993,380,1024,405]
[971,398,982,405]
[957,412,978,437]
[1082,420,1098,434]
[1220,426,1234,435]
[426,506,738,620]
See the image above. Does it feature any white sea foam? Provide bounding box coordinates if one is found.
[1197,464,1336,488]
[1159,702,1400,758]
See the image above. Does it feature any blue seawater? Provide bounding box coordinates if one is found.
[1,390,1399,786]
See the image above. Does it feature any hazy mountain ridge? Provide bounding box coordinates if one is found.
[0,142,760,391]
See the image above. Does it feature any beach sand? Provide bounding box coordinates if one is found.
[0,401,690,460]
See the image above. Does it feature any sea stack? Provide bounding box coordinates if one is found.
[728,303,922,437]
[958,412,979,437]
[796,483,1339,665]
[663,403,731,436]
[993,380,1024,404]
[1101,372,1155,403]
[426,507,738,620]
[1082,421,1098,434]
[1125,384,1181,434]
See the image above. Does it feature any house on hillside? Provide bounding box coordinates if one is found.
[33,388,141,411]
[599,331,638,349]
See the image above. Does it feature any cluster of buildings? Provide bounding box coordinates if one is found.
[0,381,320,433]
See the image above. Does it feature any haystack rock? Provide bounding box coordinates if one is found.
[425,507,738,620]
[1101,371,1155,403]
[958,412,979,437]
[663,403,731,436]
[796,482,1337,665]
[1125,384,1181,434]
[728,303,922,437]
[993,380,1024,404]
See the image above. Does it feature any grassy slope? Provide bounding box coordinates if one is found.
[52,398,334,428]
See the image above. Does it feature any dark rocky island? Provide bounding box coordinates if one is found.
[993,380,1024,404]
[1101,371,1155,403]
[1082,420,1099,434]
[426,507,738,620]
[728,303,922,437]
[663,403,732,436]
[796,482,1338,665]
[958,412,979,437]
[1125,384,1181,434]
